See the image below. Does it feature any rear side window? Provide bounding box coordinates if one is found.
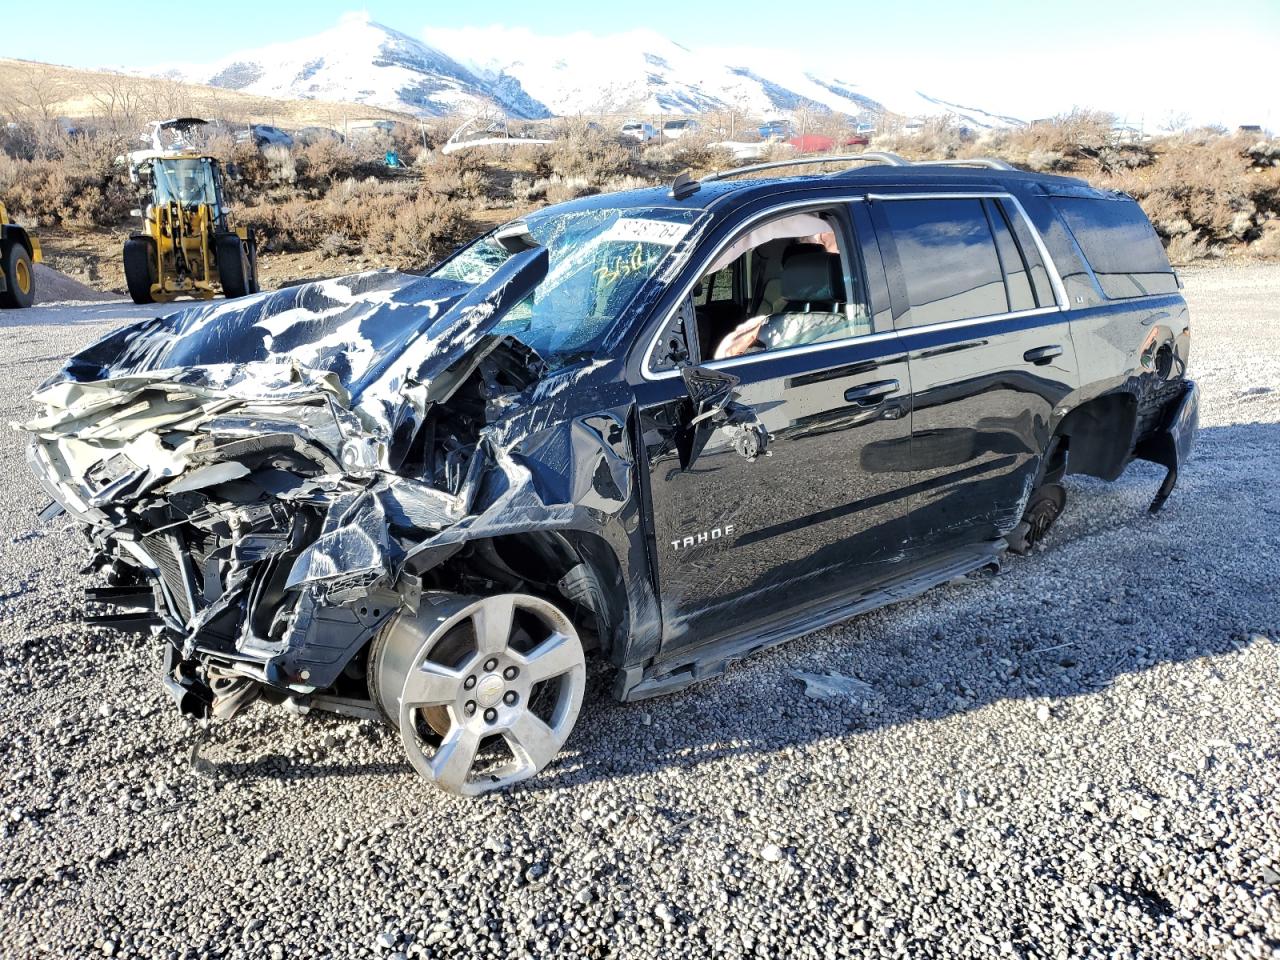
[1052,197,1177,299]
[879,198,1008,327]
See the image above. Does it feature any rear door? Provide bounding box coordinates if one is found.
[868,192,1078,552]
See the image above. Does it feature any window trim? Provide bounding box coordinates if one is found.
[640,191,1066,382]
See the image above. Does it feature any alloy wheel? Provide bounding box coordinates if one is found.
[371,592,586,795]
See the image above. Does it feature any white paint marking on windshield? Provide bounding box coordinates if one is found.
[600,218,692,245]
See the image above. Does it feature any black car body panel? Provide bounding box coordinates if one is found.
[21,162,1197,725]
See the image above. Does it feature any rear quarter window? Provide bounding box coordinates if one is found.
[1051,196,1177,300]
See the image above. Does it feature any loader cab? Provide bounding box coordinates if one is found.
[138,156,228,228]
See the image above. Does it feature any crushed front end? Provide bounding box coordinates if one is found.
[20,257,567,721]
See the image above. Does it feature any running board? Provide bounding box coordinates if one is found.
[616,542,1004,701]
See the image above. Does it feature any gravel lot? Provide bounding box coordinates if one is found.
[2,264,1278,960]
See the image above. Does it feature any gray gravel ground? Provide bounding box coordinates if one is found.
[1,264,1278,960]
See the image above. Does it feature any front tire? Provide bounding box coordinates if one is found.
[369,592,586,795]
[0,242,35,308]
[123,236,156,305]
[215,233,251,298]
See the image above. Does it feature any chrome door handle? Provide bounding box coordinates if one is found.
[844,379,900,406]
[1024,345,1063,365]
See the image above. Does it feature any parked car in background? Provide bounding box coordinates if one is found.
[620,120,658,142]
[23,155,1197,796]
[661,118,700,140]
[758,119,791,141]
[347,119,401,141]
[236,124,294,149]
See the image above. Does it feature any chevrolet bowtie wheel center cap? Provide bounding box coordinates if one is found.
[476,674,504,708]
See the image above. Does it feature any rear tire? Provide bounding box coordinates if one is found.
[1006,483,1066,555]
[1006,437,1068,555]
[123,237,156,305]
[0,242,35,309]
[215,233,250,298]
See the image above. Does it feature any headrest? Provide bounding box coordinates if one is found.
[781,245,841,302]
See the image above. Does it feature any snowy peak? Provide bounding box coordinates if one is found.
[172,14,552,119]
[162,15,1023,127]
[428,25,885,119]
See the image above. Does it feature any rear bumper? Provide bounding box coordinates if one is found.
[1135,378,1199,513]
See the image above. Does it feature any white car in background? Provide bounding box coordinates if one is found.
[661,118,699,140]
[620,120,658,142]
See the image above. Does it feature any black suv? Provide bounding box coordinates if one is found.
[23,154,1198,795]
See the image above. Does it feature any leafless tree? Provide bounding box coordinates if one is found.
[87,73,147,138]
[8,65,70,157]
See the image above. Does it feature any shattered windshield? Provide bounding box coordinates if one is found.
[432,206,703,360]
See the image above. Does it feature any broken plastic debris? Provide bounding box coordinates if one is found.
[794,671,875,701]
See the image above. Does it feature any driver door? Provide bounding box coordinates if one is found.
[632,201,915,653]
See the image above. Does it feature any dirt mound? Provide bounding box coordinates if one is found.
[31,264,116,305]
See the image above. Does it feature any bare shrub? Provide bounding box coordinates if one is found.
[0,133,132,228]
[1026,149,1069,172]
[262,145,297,184]
[546,127,631,185]
[319,231,356,259]
[415,152,489,201]
[228,142,269,187]
[872,118,966,160]
[671,140,738,176]
[362,189,471,268]
[510,176,540,202]
[978,109,1116,171]
[298,139,357,186]
[600,174,652,194]
[1252,222,1280,258]
[1165,231,1211,264]
[1103,134,1280,244]
[539,174,595,204]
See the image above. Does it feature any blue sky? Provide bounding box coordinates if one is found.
[4,0,1277,126]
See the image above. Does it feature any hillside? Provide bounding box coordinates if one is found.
[0,57,413,129]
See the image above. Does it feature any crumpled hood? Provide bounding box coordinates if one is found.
[47,246,548,413]
[20,248,551,517]
[51,271,465,394]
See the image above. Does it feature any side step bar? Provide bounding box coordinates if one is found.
[617,542,1004,701]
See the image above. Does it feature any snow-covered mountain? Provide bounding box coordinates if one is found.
[159,13,550,119]
[428,26,888,119]
[161,13,1024,128]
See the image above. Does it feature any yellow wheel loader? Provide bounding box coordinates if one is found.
[124,149,258,305]
[0,202,41,309]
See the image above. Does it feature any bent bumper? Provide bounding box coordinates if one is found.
[1136,378,1199,513]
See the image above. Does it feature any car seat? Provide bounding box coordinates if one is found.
[756,246,857,351]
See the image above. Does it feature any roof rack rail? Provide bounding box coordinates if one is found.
[699,151,909,183]
[908,157,1015,170]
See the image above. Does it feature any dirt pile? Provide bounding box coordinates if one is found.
[31,264,115,305]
